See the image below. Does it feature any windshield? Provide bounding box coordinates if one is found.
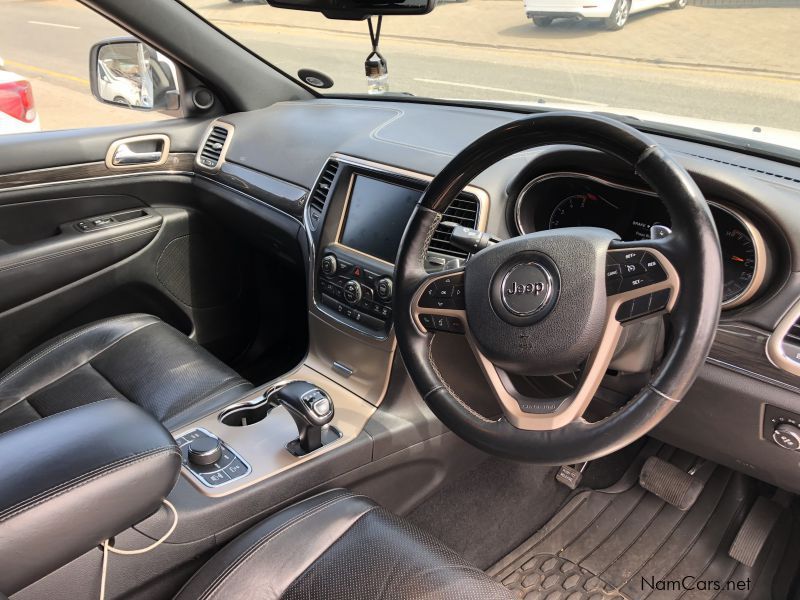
[185,0,799,152]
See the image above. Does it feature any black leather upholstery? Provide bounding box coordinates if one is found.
[0,313,253,433]
[0,399,181,595]
[175,489,513,600]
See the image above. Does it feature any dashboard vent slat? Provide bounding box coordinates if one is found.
[197,125,231,170]
[308,160,339,230]
[427,193,481,259]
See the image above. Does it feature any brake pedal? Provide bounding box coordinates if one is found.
[556,462,588,490]
[729,497,781,567]
[639,456,704,511]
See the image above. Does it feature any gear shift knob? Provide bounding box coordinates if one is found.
[274,381,334,454]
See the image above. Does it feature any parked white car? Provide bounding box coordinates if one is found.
[524,0,686,30]
[97,58,148,107]
[0,57,40,134]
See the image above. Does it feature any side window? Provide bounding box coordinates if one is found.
[0,1,168,135]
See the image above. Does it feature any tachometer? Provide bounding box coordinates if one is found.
[709,203,764,307]
[548,193,619,231]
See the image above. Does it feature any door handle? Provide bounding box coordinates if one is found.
[105,134,170,170]
[112,144,162,166]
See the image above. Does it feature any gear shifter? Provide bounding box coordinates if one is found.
[274,381,336,455]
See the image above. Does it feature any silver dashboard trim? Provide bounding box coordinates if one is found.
[513,170,767,309]
[766,297,800,378]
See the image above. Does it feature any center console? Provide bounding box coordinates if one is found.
[171,155,488,498]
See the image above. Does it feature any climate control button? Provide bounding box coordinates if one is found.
[376,277,393,301]
[321,254,337,276]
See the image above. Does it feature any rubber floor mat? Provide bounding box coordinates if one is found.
[488,443,791,600]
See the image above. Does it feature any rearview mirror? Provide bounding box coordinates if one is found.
[266,0,435,20]
[89,39,180,112]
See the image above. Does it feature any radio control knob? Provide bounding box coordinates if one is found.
[773,423,800,451]
[376,277,393,301]
[321,254,337,276]
[343,280,362,304]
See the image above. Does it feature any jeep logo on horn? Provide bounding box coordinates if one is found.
[506,281,546,296]
[500,262,553,317]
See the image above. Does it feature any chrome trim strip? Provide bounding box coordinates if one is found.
[513,170,767,309]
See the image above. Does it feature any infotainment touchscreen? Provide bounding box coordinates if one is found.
[339,175,421,264]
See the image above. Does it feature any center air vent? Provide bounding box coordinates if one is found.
[428,193,481,259]
[308,160,339,230]
[197,123,232,171]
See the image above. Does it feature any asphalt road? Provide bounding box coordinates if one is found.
[1,0,798,134]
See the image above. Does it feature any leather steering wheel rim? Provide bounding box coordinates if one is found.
[394,112,723,464]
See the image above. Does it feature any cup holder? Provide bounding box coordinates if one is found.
[219,397,273,427]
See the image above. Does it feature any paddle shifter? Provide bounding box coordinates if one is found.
[274,381,337,456]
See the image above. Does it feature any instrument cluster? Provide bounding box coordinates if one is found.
[513,172,767,308]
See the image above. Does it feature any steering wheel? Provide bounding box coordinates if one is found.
[395,113,723,464]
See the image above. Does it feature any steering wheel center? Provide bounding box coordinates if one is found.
[465,228,615,376]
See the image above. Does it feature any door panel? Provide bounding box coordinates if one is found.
[0,204,162,313]
[0,120,308,389]
[0,118,249,371]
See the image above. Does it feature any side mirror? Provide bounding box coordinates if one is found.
[90,38,180,112]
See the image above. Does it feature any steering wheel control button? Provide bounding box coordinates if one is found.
[606,250,667,295]
[500,262,553,317]
[649,289,671,312]
[188,436,223,466]
[418,313,465,334]
[420,273,466,309]
[615,289,671,322]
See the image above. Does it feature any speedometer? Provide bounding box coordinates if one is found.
[709,203,765,308]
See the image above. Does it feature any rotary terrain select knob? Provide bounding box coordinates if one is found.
[188,436,223,465]
[321,254,337,276]
[772,423,800,451]
[343,279,362,304]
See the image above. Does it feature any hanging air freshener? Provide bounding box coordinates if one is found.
[364,16,388,94]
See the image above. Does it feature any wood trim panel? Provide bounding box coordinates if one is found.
[0,153,195,191]
[709,322,800,394]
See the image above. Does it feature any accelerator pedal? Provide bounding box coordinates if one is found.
[728,497,782,567]
[639,456,704,511]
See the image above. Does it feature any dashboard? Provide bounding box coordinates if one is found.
[198,98,800,495]
[513,172,768,309]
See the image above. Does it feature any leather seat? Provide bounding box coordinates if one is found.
[0,313,252,434]
[175,489,513,600]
